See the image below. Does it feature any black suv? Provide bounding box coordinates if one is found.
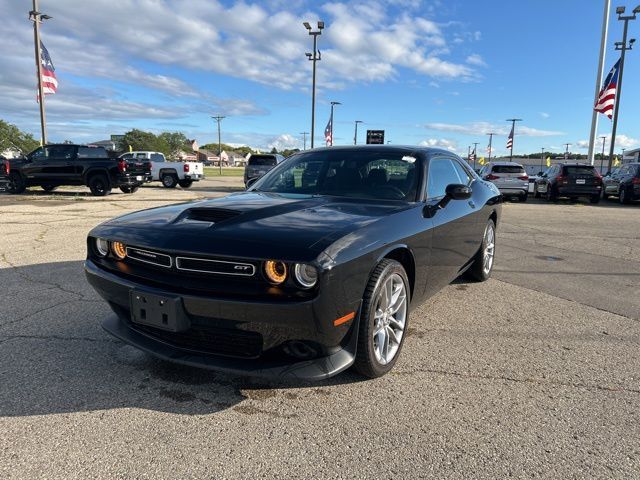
[602,163,640,204]
[7,144,152,196]
[534,163,603,203]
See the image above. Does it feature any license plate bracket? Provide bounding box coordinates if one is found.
[129,290,190,332]
[576,179,586,184]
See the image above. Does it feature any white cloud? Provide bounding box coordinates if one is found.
[539,112,550,118]
[466,54,487,67]
[419,138,458,152]
[575,134,639,150]
[268,134,301,151]
[424,122,564,137]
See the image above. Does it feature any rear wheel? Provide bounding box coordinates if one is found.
[589,194,600,204]
[41,184,57,192]
[467,219,496,282]
[534,185,541,198]
[120,185,139,194]
[602,189,609,200]
[546,185,557,202]
[161,173,178,188]
[8,172,26,194]
[619,186,630,204]
[178,179,193,188]
[520,192,528,202]
[88,174,111,196]
[353,259,409,378]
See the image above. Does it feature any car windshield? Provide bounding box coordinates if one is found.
[249,155,277,166]
[492,165,525,174]
[252,149,420,201]
[563,166,596,175]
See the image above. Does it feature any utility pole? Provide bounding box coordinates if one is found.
[467,145,471,163]
[304,21,324,149]
[472,142,479,169]
[486,132,495,162]
[300,132,309,150]
[29,0,51,145]
[329,101,341,146]
[506,118,522,161]
[211,115,225,175]
[564,143,571,161]
[608,6,638,173]
[353,120,363,145]
[540,147,545,172]
[599,136,607,172]
[587,0,612,166]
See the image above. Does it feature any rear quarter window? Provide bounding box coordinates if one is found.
[492,165,525,174]
[78,147,107,158]
[249,155,277,166]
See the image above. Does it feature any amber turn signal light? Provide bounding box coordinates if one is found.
[112,241,127,260]
[264,260,287,284]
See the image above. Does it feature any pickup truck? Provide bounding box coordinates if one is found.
[121,151,203,188]
[7,144,152,196]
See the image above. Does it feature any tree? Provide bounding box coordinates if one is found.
[158,132,190,157]
[0,120,39,155]
[270,147,279,154]
[118,129,163,153]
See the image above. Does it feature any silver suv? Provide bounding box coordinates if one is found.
[479,161,529,201]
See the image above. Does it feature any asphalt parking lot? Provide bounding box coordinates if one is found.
[1,180,639,479]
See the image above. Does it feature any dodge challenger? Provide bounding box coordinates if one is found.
[85,146,501,380]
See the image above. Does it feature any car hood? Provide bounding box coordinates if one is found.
[90,192,412,261]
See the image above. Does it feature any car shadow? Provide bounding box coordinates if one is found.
[0,261,366,418]
[523,196,639,208]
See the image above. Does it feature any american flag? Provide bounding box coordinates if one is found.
[506,124,514,150]
[324,112,333,146]
[469,147,476,163]
[594,58,620,119]
[39,41,58,96]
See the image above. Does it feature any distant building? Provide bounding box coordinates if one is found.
[198,150,219,164]
[623,147,640,163]
[221,150,247,167]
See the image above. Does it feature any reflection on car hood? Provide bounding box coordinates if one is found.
[92,192,412,261]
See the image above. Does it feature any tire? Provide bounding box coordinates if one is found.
[467,219,496,282]
[534,185,541,198]
[353,259,410,379]
[178,179,193,188]
[120,185,139,194]
[41,185,57,192]
[520,192,528,202]
[161,173,178,188]
[7,172,26,194]
[546,185,557,202]
[589,194,600,204]
[602,189,609,200]
[619,186,630,204]
[88,174,111,196]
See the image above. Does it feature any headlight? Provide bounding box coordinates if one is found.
[264,260,287,284]
[294,263,318,288]
[112,241,127,260]
[95,238,109,257]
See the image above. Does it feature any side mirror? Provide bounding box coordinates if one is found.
[423,184,472,218]
[245,177,258,190]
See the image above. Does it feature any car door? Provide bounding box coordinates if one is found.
[44,145,76,182]
[424,155,479,297]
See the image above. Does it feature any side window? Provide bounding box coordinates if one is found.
[427,157,464,199]
[47,145,74,159]
[451,159,472,185]
[29,147,47,161]
[77,147,93,158]
[120,153,133,160]
[150,153,164,162]
[135,153,148,159]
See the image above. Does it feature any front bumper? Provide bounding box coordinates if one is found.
[85,260,360,380]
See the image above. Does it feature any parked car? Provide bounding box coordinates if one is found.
[0,156,9,192]
[534,163,602,203]
[126,151,203,188]
[7,144,151,196]
[478,161,529,201]
[602,162,640,204]
[527,172,543,193]
[244,153,285,187]
[85,146,502,380]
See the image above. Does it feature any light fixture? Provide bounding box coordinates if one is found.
[317,21,325,29]
[264,260,287,284]
[112,241,127,260]
[294,264,318,288]
[303,21,311,30]
[616,6,626,14]
[95,238,109,257]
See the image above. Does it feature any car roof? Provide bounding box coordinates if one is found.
[486,161,524,167]
[300,145,457,158]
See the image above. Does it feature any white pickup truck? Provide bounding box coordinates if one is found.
[120,151,203,188]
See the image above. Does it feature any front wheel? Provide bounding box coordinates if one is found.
[120,185,139,194]
[619,187,630,204]
[546,185,557,202]
[467,219,496,282]
[178,179,193,188]
[534,185,541,198]
[589,194,600,204]
[353,259,410,378]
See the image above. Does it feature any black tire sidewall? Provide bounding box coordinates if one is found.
[8,172,26,194]
[89,175,110,196]
[162,174,177,188]
[354,259,410,378]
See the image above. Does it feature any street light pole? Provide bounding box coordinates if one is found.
[540,147,545,172]
[486,132,495,162]
[299,132,309,150]
[329,101,341,146]
[472,142,479,169]
[354,120,363,145]
[29,0,51,145]
[506,118,522,161]
[211,115,225,175]
[564,143,571,161]
[608,5,638,173]
[304,21,324,149]
[600,136,607,172]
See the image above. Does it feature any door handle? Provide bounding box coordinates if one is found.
[468,201,476,209]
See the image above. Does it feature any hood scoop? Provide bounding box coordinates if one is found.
[181,207,242,224]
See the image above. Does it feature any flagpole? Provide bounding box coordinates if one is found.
[486,132,494,162]
[472,142,479,169]
[31,0,47,145]
[587,0,611,166]
[506,118,522,162]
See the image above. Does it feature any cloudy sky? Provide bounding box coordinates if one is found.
[1,0,639,155]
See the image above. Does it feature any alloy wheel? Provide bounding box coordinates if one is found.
[372,273,407,365]
[483,223,495,275]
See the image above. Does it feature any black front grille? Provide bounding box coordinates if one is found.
[131,322,263,359]
[126,247,172,268]
[176,256,256,276]
[186,208,242,223]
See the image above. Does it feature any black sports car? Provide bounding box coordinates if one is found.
[85,146,501,380]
